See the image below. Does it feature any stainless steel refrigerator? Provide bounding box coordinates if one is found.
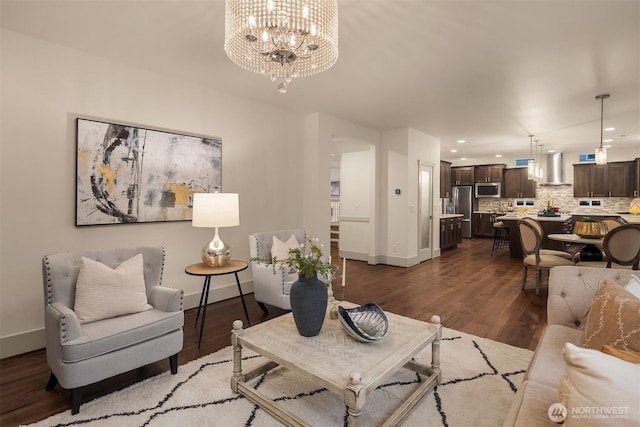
[452,186,473,238]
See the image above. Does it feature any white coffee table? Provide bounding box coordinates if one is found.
[230,302,442,426]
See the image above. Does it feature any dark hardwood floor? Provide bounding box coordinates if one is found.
[0,237,547,426]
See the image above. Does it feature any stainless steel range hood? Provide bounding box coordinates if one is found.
[543,153,568,185]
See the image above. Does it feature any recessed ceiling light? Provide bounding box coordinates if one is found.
[548,149,556,153]
[496,154,502,158]
[460,157,467,160]
[457,140,466,144]
[451,149,457,153]
[604,127,615,132]
[603,139,613,143]
[603,144,612,148]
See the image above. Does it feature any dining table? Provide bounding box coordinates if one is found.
[547,233,604,261]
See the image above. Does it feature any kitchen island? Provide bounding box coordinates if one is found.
[440,214,464,250]
[495,214,572,259]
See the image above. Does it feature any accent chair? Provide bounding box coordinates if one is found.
[249,229,306,313]
[42,246,184,414]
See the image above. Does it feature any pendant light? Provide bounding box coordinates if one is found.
[532,139,539,182]
[595,94,610,165]
[527,134,536,180]
[537,144,544,182]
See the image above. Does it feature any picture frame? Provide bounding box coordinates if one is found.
[76,117,222,226]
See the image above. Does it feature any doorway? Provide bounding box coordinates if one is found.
[418,162,433,262]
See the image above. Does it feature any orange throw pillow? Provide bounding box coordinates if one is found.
[583,280,640,352]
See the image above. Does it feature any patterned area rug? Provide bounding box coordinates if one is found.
[24,328,532,427]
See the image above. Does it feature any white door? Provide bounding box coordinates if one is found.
[418,162,433,262]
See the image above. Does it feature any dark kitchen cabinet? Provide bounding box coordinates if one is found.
[475,164,505,183]
[473,213,495,237]
[503,168,536,198]
[440,161,452,199]
[573,162,634,197]
[451,166,475,186]
[440,216,462,250]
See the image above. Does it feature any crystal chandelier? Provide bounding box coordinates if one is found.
[224,0,339,93]
[595,94,610,165]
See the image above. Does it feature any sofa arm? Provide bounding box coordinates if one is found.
[149,286,184,312]
[547,266,637,329]
[45,303,82,343]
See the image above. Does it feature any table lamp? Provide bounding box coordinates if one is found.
[192,192,239,267]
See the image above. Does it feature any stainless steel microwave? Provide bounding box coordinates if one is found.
[475,182,501,198]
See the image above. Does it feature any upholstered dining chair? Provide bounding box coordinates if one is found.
[577,224,640,269]
[520,217,573,260]
[519,220,575,295]
[249,229,306,313]
[42,246,184,414]
[600,217,626,233]
[593,217,627,257]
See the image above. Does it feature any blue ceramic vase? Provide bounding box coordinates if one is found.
[289,274,328,337]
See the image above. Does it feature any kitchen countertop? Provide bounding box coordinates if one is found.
[496,214,572,222]
[620,214,640,224]
[440,214,464,219]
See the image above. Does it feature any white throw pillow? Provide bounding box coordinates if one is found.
[270,235,300,261]
[624,274,640,299]
[560,343,640,427]
[74,254,153,324]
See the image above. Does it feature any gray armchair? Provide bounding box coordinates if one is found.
[42,246,184,414]
[249,229,306,312]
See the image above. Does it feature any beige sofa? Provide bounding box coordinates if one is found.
[503,266,640,426]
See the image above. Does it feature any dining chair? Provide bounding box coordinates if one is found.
[577,224,640,269]
[600,217,626,233]
[519,220,575,295]
[520,217,573,260]
[594,217,627,257]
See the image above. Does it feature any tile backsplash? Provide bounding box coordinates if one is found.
[477,184,635,213]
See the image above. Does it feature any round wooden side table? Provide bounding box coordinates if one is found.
[185,260,249,348]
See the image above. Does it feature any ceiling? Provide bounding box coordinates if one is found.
[2,0,639,163]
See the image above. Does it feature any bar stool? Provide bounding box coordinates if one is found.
[491,215,510,255]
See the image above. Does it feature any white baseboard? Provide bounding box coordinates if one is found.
[0,280,255,360]
[378,255,420,267]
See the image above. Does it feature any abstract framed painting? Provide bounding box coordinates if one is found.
[76,117,222,226]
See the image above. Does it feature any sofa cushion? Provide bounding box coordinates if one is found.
[501,380,558,427]
[582,279,640,352]
[61,308,183,363]
[560,343,640,427]
[74,254,153,324]
[271,234,300,261]
[524,324,583,388]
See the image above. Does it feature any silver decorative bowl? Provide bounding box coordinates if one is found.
[338,303,389,342]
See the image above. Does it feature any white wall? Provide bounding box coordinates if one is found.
[339,150,373,260]
[307,114,380,263]
[408,128,441,258]
[380,128,441,266]
[0,29,306,357]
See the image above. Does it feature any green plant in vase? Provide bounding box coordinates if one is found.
[252,237,338,337]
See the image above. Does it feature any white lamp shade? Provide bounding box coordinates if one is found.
[192,193,239,227]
